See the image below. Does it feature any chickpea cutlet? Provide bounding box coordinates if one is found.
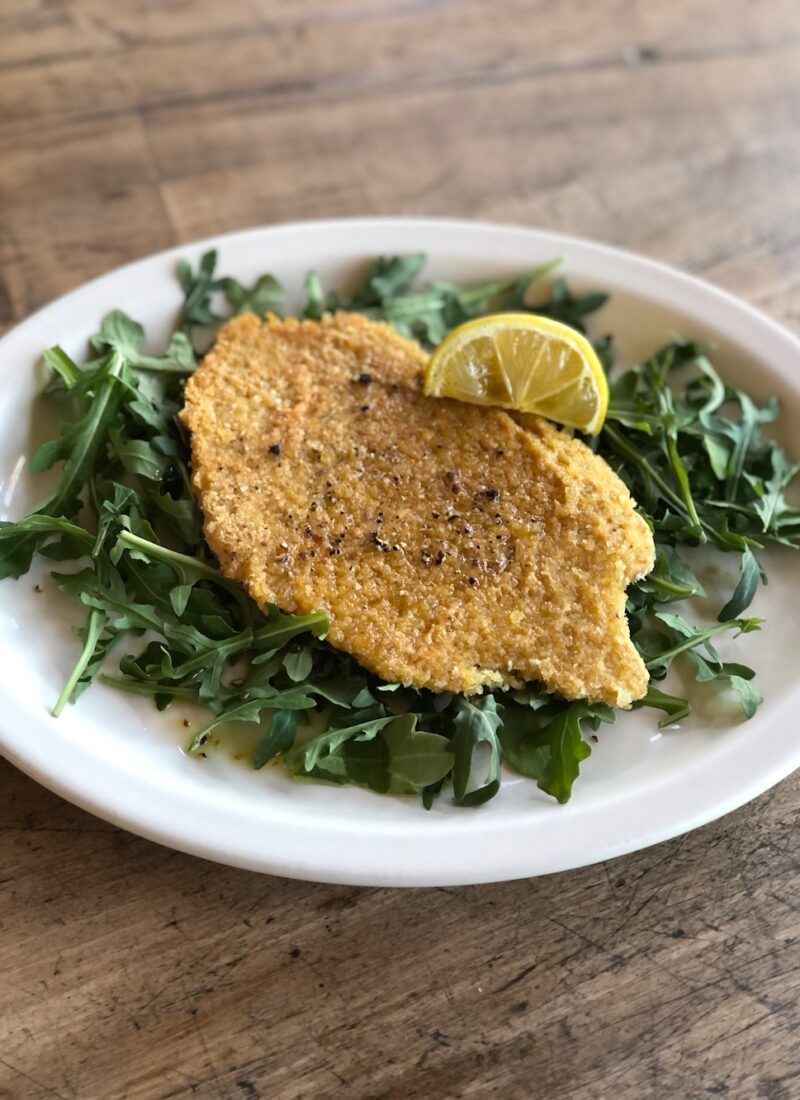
[181,312,654,707]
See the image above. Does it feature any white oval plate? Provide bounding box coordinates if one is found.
[1,218,799,886]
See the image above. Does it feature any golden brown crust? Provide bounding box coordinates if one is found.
[181,312,654,706]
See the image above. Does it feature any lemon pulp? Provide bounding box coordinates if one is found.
[423,312,609,434]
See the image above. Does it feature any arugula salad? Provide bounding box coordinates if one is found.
[1,252,798,807]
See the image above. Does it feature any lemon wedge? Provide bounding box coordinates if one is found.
[423,313,609,434]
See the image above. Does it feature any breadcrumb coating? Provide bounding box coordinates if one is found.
[181,312,654,705]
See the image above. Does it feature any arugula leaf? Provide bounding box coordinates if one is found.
[289,713,454,796]
[746,447,800,534]
[725,393,779,502]
[0,514,94,562]
[302,272,332,320]
[283,648,314,683]
[532,278,608,333]
[631,544,705,606]
[112,528,252,612]
[222,274,284,316]
[178,249,224,337]
[39,346,85,393]
[349,254,426,306]
[383,716,455,790]
[638,686,691,727]
[718,545,762,620]
[332,735,391,791]
[0,352,133,579]
[283,714,396,774]
[684,650,762,719]
[254,710,298,769]
[51,607,109,717]
[306,676,373,708]
[451,695,503,806]
[92,311,196,375]
[499,700,613,804]
[189,688,316,752]
[729,675,762,718]
[645,612,762,677]
[535,706,594,804]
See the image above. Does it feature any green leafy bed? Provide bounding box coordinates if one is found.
[1,253,798,806]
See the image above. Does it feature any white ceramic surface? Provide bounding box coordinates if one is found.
[1,218,798,886]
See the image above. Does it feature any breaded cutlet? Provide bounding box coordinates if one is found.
[181,312,655,706]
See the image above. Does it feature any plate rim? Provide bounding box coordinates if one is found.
[7,213,800,352]
[1,215,799,886]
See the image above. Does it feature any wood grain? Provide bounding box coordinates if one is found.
[1,2,799,1097]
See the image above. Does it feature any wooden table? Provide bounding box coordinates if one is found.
[2,3,799,1097]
